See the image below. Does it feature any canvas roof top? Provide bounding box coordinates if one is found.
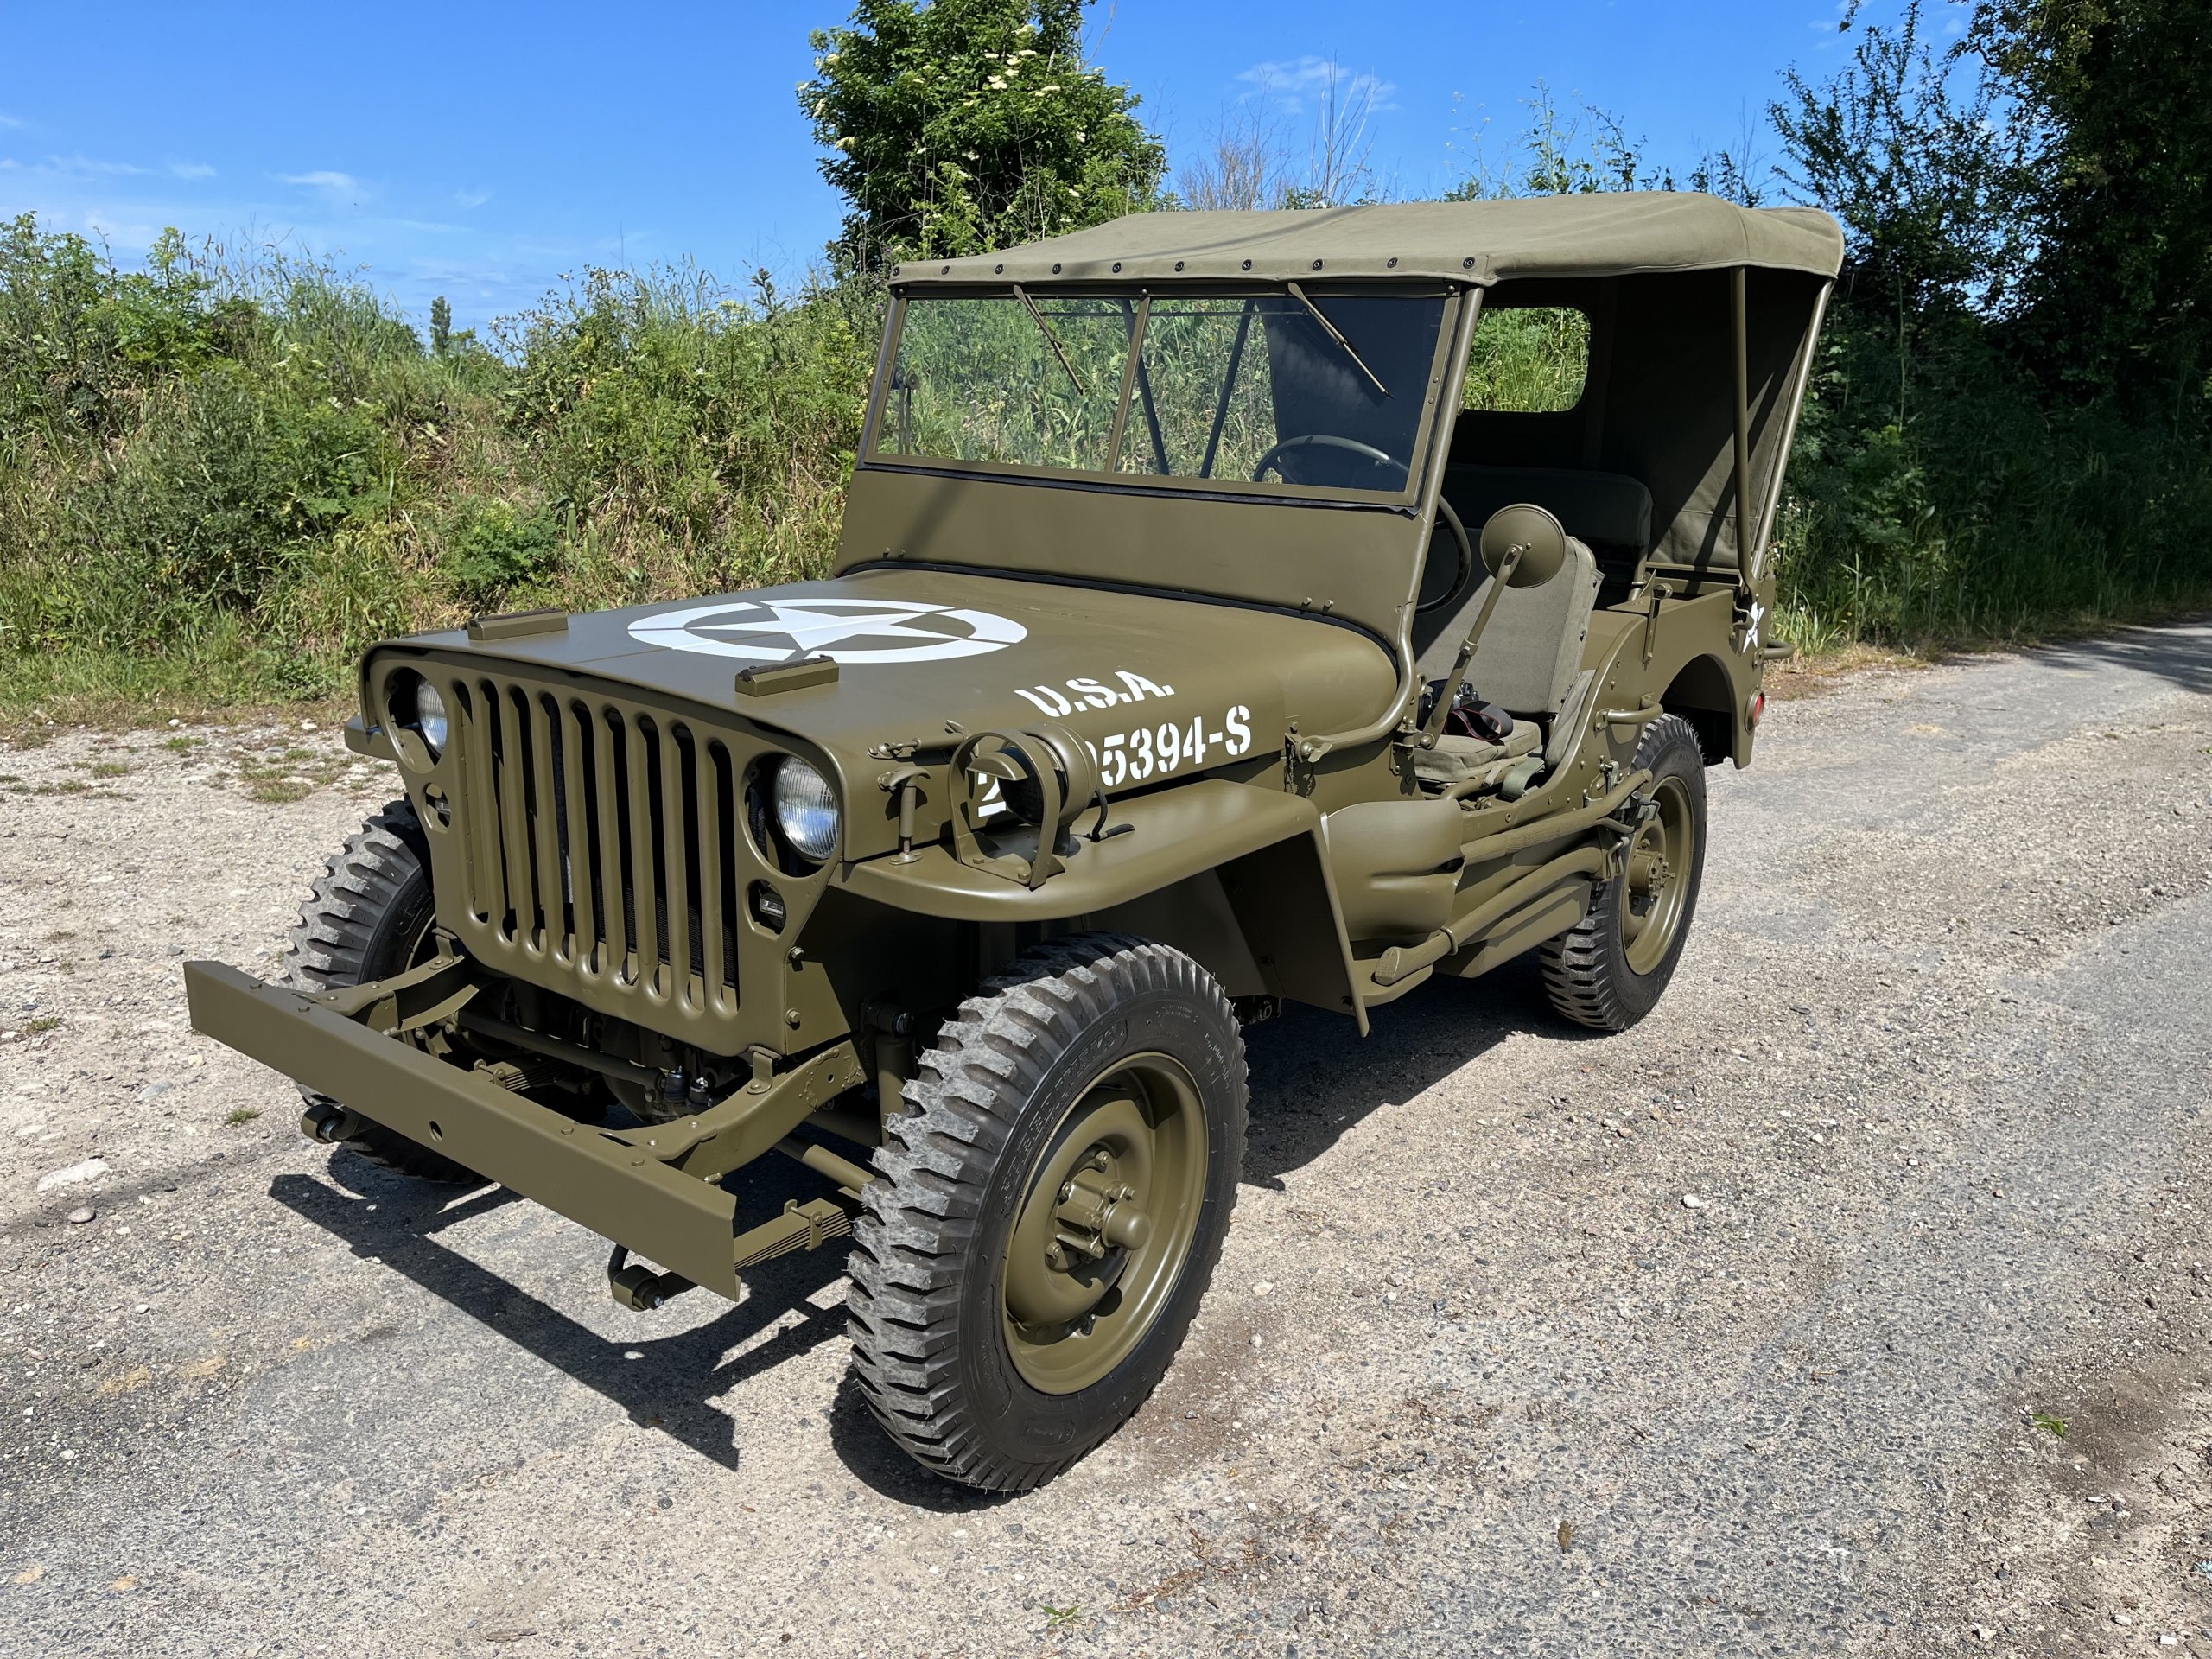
[891,193,1845,289]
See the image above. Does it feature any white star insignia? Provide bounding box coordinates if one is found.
[692,601,969,652]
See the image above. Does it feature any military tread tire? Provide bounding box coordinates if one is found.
[283,799,475,1185]
[847,934,1247,1492]
[1540,712,1708,1032]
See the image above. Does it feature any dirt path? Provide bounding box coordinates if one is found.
[4,624,2210,1657]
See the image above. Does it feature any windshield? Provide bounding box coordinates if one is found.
[872,289,1451,496]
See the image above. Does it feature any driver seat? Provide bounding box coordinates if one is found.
[1414,531,1601,719]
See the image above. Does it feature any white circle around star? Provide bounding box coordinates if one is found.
[627,596,1027,665]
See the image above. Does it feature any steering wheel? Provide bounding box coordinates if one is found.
[1416,497,1475,613]
[1249,432,1399,485]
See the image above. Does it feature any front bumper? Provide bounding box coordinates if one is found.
[185,962,766,1294]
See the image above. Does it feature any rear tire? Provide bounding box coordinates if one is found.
[283,800,476,1185]
[846,935,1247,1492]
[1540,713,1707,1032]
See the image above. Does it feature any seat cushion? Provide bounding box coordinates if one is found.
[1443,464,1653,552]
[1410,719,1541,786]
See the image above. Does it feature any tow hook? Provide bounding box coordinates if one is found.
[607,1244,697,1312]
[299,1101,365,1145]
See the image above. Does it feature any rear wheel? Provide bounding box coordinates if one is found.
[283,800,476,1184]
[1540,714,1707,1031]
[847,935,1247,1491]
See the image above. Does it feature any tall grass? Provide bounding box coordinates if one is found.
[1768,307,2212,648]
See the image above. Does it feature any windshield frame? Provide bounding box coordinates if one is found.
[859,282,1469,509]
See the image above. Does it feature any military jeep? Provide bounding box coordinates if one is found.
[185,194,1842,1491]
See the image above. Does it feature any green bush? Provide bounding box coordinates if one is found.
[0,216,871,719]
[442,496,564,602]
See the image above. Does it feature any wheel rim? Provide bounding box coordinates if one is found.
[1000,1052,1209,1395]
[1620,775,1693,976]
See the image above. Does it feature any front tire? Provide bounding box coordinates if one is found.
[283,800,476,1184]
[1540,713,1708,1031]
[847,936,1248,1492]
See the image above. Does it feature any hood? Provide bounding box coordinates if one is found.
[371,568,1396,852]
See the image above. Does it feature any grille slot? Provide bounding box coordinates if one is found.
[440,673,743,1020]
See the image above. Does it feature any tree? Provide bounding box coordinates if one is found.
[1973,0,2212,411]
[798,0,1166,270]
[1772,3,2035,322]
[430,295,453,357]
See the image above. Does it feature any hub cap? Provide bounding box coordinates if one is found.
[1001,1053,1209,1395]
[1620,774,1693,976]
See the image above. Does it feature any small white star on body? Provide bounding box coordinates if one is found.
[1738,599,1766,654]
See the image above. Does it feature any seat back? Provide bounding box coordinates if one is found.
[1441,464,1652,554]
[1414,534,1600,717]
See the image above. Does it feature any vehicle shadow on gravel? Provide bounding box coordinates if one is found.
[259,963,1581,1497]
[1241,955,1581,1182]
[825,1375,1014,1511]
[270,1153,857,1472]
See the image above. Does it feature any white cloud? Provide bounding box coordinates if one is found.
[0,113,25,130]
[279,169,363,197]
[168,160,216,180]
[45,153,146,179]
[453,188,491,209]
[1236,56,1397,117]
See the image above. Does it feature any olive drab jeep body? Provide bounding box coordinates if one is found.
[185,194,1844,1491]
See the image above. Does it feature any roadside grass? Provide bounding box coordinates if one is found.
[1764,595,2212,702]
[226,737,372,804]
[0,637,354,741]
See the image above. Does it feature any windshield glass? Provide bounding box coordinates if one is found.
[874,289,1450,495]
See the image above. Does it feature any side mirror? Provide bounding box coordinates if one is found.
[1478,503,1568,590]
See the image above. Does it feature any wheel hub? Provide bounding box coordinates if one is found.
[999,1057,1209,1394]
[1618,776,1693,970]
[1050,1153,1153,1263]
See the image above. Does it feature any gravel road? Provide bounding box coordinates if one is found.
[4,621,2210,1658]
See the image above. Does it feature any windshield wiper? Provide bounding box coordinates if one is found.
[1012,284,1087,397]
[1286,281,1389,399]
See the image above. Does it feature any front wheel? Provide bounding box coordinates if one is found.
[846,936,1248,1492]
[1540,713,1708,1031]
[283,800,477,1184]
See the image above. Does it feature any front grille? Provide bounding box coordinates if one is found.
[432,672,762,1031]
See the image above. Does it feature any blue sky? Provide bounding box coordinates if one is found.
[0,1,1944,331]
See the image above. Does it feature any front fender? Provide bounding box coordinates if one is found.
[836,778,1368,1030]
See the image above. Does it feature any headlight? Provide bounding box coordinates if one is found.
[772,756,839,863]
[415,682,450,757]
[388,671,448,761]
